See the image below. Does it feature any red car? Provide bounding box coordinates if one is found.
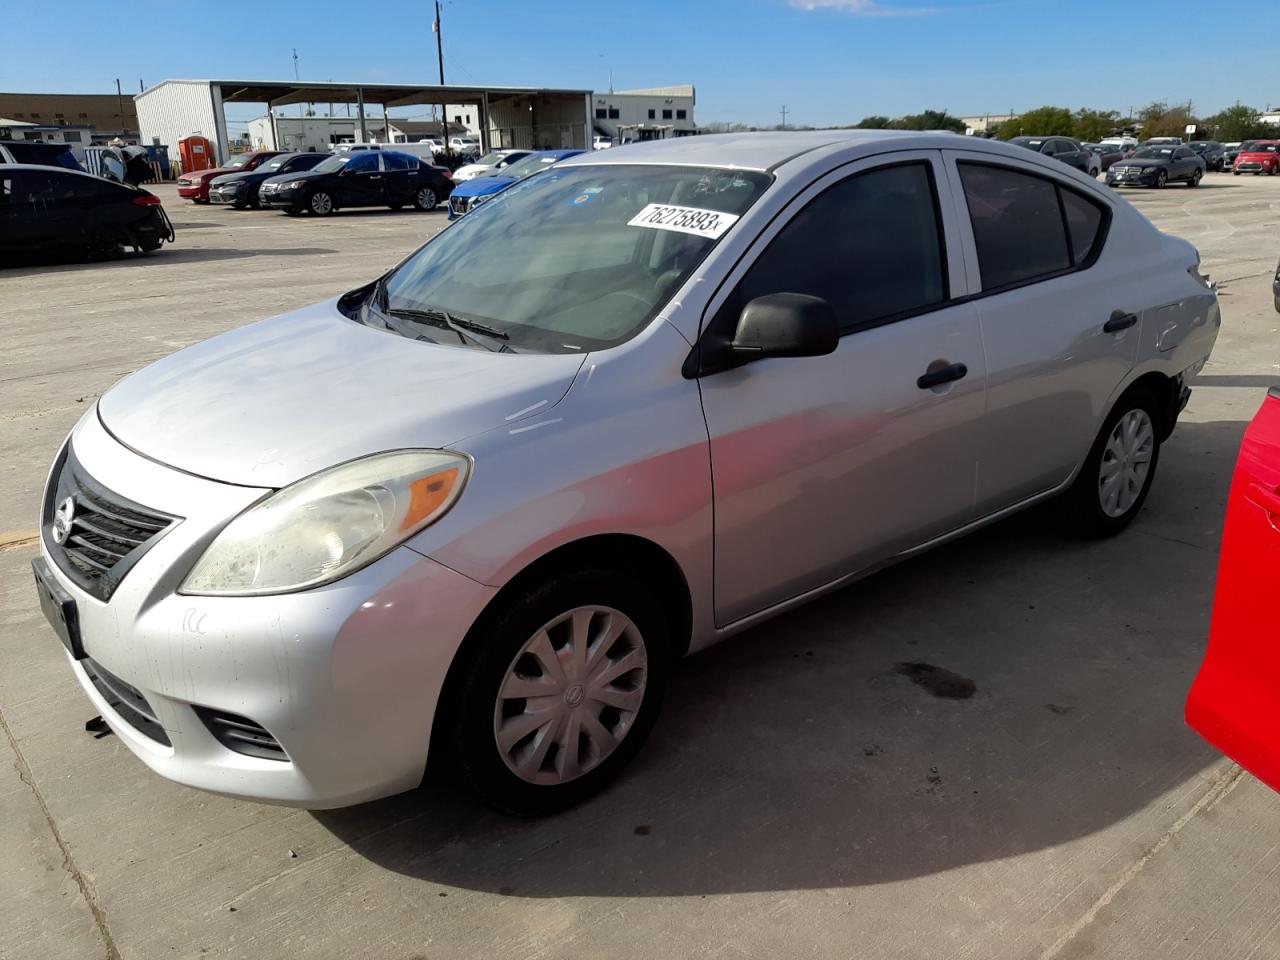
[176,150,282,202]
[1232,140,1279,176]
[1187,387,1280,788]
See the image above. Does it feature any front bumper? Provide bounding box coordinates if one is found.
[207,186,242,204]
[37,411,496,807]
[1107,168,1160,186]
[176,184,206,200]
[1234,162,1273,173]
[259,187,303,210]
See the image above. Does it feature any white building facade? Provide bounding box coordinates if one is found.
[591,85,696,142]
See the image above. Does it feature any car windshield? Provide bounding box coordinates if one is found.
[1133,147,1174,159]
[1252,143,1279,153]
[498,154,563,179]
[260,155,293,173]
[473,151,510,165]
[1011,138,1043,148]
[378,164,772,353]
[225,154,252,169]
[311,154,352,174]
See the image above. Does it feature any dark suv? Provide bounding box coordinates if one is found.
[1009,136,1101,177]
[1188,141,1226,172]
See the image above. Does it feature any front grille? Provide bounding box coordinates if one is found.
[43,443,178,601]
[194,707,288,761]
[83,657,170,746]
[449,196,472,216]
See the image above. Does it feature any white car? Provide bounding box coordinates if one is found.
[449,136,480,155]
[451,149,531,182]
[34,131,1218,816]
[592,135,613,150]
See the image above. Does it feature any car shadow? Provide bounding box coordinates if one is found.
[0,246,341,275]
[271,209,449,220]
[313,416,1251,898]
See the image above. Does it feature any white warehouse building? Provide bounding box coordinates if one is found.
[591,85,697,143]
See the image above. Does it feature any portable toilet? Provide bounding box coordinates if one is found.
[179,136,214,174]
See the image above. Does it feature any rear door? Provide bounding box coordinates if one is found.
[381,152,416,203]
[943,151,1136,514]
[698,151,988,624]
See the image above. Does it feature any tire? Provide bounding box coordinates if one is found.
[1233,170,1240,176]
[284,208,301,216]
[449,567,670,816]
[1268,167,1276,177]
[308,191,335,216]
[413,186,438,211]
[1064,388,1162,538]
[1155,170,1168,188]
[1188,169,1202,188]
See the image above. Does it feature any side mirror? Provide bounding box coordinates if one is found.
[731,293,839,360]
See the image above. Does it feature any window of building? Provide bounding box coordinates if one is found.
[721,162,947,334]
[61,131,82,142]
[662,109,673,120]
[29,112,39,118]
[957,162,1107,291]
[12,113,22,118]
[78,113,88,119]
[55,113,64,119]
[608,107,620,119]
[648,109,656,119]
[676,109,687,120]
[595,108,607,119]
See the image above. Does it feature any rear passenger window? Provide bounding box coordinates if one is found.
[383,153,413,172]
[1060,189,1104,264]
[726,162,947,333]
[958,163,1108,291]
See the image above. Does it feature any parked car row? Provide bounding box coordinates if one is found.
[446,149,584,219]
[178,148,457,215]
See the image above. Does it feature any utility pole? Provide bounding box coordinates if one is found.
[434,1,449,158]
[115,78,124,137]
[779,105,789,130]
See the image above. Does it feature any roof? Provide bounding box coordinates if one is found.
[137,79,591,109]
[0,117,37,126]
[613,85,695,98]
[560,129,931,172]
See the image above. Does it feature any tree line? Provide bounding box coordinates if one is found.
[703,103,1276,142]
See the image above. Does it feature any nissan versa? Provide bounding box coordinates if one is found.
[34,132,1219,816]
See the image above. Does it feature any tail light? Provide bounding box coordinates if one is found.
[132,194,162,206]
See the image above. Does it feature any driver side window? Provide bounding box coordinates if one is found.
[719,161,949,336]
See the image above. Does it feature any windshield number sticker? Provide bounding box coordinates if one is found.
[627,203,739,239]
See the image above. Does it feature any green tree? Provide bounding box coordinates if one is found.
[890,109,965,133]
[1072,108,1121,143]
[1136,101,1198,139]
[855,115,892,129]
[1203,104,1270,142]
[996,106,1073,139]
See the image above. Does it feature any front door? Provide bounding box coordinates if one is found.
[335,151,385,207]
[698,152,988,625]
[943,152,1139,513]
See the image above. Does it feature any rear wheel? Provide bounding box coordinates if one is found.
[308,191,335,216]
[449,568,669,816]
[413,186,438,211]
[1064,389,1161,538]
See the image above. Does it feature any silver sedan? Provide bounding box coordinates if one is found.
[33,131,1219,815]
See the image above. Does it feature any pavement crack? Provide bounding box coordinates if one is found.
[1038,763,1246,959]
[0,701,122,960]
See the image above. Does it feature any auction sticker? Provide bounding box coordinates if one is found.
[627,203,739,239]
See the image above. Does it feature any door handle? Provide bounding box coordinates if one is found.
[369,175,382,179]
[1104,311,1138,333]
[916,362,968,390]
[1246,483,1280,518]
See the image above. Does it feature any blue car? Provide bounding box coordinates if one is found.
[447,149,584,219]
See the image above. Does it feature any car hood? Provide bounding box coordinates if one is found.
[97,299,588,487]
[453,163,493,177]
[453,175,516,197]
[1117,158,1169,168]
[261,170,326,185]
[210,170,257,185]
[192,166,238,181]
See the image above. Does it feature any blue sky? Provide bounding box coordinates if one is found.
[4,0,1276,128]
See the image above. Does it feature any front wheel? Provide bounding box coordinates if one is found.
[1188,169,1202,187]
[450,568,669,816]
[1155,170,1168,188]
[308,191,335,216]
[1063,390,1161,538]
[413,186,438,211]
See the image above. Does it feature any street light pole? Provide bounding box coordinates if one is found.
[435,0,449,159]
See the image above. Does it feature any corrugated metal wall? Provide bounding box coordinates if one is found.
[487,95,587,151]
[134,82,217,172]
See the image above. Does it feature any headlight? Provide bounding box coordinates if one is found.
[180,450,470,596]
[279,180,304,190]
[471,193,494,205]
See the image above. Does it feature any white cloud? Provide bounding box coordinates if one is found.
[789,0,939,16]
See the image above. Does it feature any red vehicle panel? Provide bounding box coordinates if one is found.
[175,150,282,202]
[1187,387,1280,789]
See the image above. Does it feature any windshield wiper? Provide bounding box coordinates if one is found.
[374,281,510,351]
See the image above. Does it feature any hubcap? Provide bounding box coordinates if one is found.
[494,605,648,785]
[418,188,435,208]
[311,193,331,214]
[1098,409,1154,518]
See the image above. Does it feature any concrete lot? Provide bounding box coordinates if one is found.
[2,174,1279,960]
